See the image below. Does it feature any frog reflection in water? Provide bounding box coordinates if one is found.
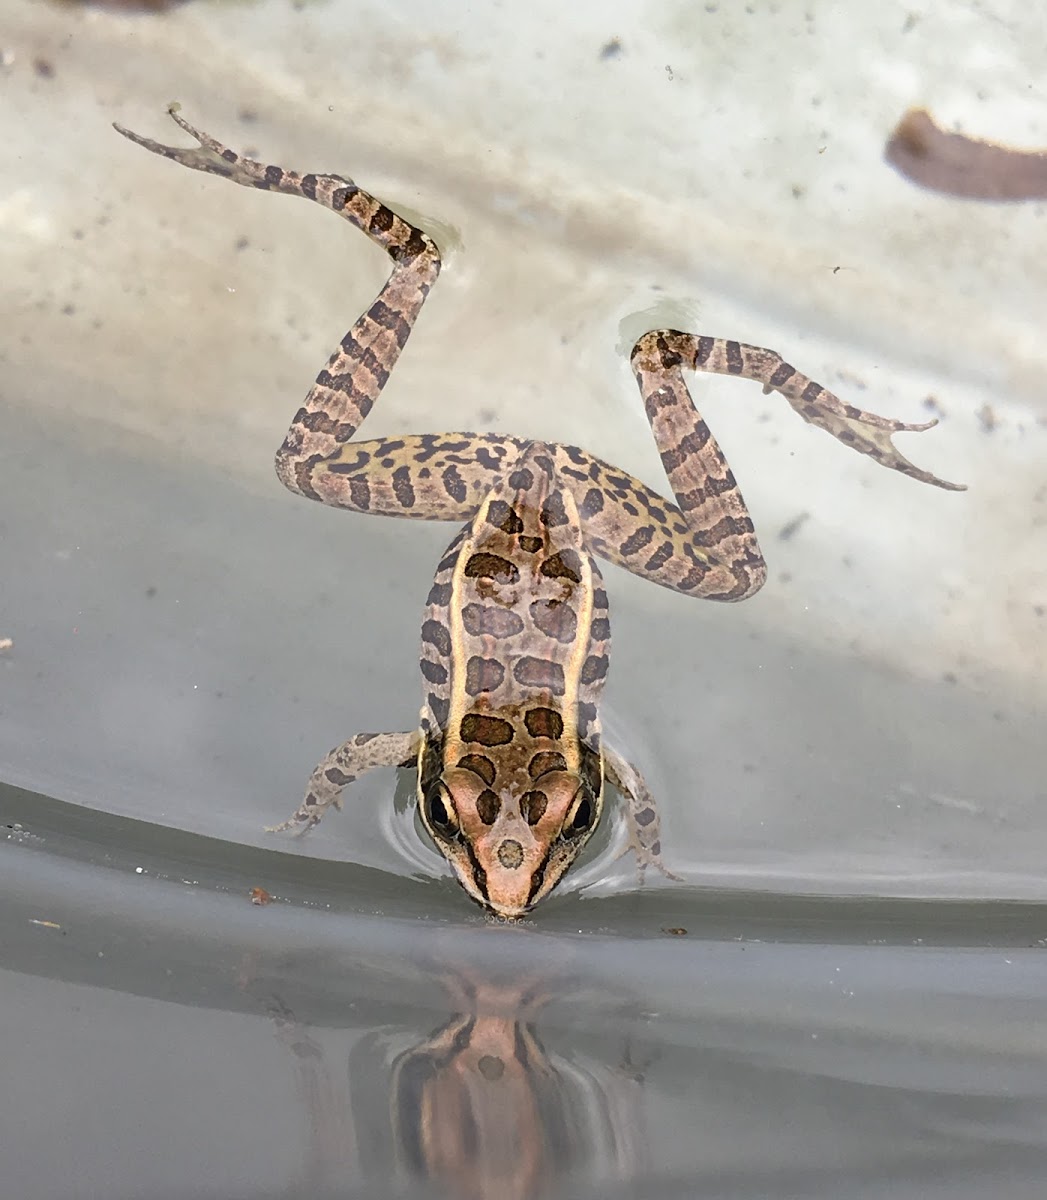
[268,974,647,1199]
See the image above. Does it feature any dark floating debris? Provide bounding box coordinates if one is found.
[885,107,1047,202]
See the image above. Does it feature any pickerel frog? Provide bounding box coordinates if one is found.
[116,109,963,918]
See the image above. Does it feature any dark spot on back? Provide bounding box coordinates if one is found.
[461,603,525,639]
[457,754,496,785]
[524,707,563,740]
[516,535,543,554]
[539,549,583,583]
[460,713,515,746]
[533,453,554,476]
[520,791,548,825]
[475,789,501,825]
[427,580,453,608]
[421,619,452,656]
[509,467,534,491]
[428,693,450,728]
[486,499,525,534]
[513,656,566,696]
[529,598,578,643]
[464,552,520,583]
[420,658,448,685]
[540,491,570,527]
[465,656,506,695]
[580,653,609,684]
[581,487,605,518]
[528,751,567,779]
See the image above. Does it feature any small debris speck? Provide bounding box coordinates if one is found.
[777,511,810,541]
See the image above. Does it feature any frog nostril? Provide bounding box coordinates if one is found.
[497,838,524,869]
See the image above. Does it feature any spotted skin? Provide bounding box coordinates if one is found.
[116,109,964,919]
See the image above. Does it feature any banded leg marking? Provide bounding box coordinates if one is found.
[310,431,528,519]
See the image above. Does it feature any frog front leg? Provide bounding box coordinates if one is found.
[603,744,681,882]
[267,731,419,832]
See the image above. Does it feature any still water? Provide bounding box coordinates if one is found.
[5,778,1047,1200]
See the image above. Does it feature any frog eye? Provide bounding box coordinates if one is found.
[424,781,459,838]
[562,787,596,839]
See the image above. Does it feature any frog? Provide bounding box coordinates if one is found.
[115,108,963,918]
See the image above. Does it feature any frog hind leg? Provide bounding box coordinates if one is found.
[114,108,442,509]
[631,330,965,493]
[553,330,963,601]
